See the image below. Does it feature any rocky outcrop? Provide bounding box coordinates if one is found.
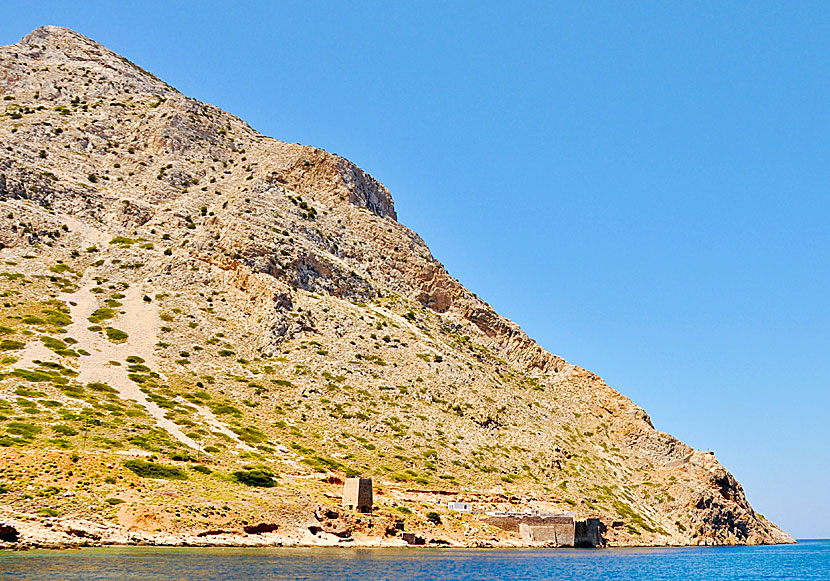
[242,523,279,535]
[0,525,19,543]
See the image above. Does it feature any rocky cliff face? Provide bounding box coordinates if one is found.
[0,27,791,547]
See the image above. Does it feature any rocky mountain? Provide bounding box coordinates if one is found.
[0,26,791,547]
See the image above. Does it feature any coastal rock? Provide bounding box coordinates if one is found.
[243,523,279,535]
[0,525,19,543]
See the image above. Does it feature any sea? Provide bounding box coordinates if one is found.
[0,540,828,580]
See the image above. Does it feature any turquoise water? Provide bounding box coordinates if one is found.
[1,540,827,580]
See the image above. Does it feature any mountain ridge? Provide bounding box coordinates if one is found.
[0,26,792,548]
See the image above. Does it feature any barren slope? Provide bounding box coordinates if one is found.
[0,27,791,547]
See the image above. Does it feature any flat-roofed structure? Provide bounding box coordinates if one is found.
[485,512,604,547]
[520,521,574,546]
[447,502,471,513]
[342,478,373,513]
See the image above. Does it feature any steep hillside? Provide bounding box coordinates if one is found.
[0,26,791,547]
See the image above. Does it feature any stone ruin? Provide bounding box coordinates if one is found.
[341,478,373,513]
[485,512,605,547]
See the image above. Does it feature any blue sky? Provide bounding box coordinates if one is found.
[2,2,828,538]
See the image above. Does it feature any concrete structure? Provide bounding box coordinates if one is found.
[342,478,373,513]
[485,512,604,547]
[447,502,471,513]
[485,512,575,533]
[574,518,604,547]
[402,532,425,545]
[520,522,574,546]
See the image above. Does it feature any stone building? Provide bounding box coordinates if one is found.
[485,512,605,547]
[342,478,373,513]
[520,521,574,545]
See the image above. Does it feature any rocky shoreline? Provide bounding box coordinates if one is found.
[0,515,794,551]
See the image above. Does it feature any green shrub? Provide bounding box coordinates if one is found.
[14,387,46,398]
[231,425,268,445]
[88,382,118,394]
[302,456,343,474]
[208,402,241,416]
[6,422,41,439]
[0,436,27,447]
[105,327,129,343]
[425,511,442,525]
[126,428,178,452]
[105,497,125,505]
[52,425,78,437]
[290,442,315,455]
[43,308,71,327]
[0,339,24,351]
[21,315,46,325]
[123,459,188,480]
[109,236,137,245]
[170,451,197,462]
[58,384,85,398]
[37,485,63,497]
[38,334,80,355]
[47,438,72,449]
[40,336,67,350]
[88,307,116,323]
[190,465,212,474]
[231,468,277,488]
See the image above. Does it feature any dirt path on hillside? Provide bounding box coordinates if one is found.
[63,279,201,449]
[14,218,257,454]
[14,283,198,449]
[63,279,256,453]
